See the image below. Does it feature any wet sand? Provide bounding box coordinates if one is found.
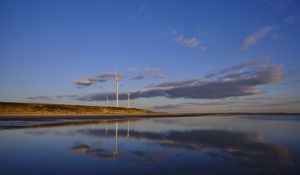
[0,113,166,120]
[1,112,299,120]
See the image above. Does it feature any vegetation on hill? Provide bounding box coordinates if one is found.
[0,102,155,115]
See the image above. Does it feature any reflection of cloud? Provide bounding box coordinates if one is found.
[70,144,90,154]
[146,152,165,165]
[70,143,165,164]
[131,150,165,165]
[239,26,273,51]
[70,144,115,160]
[76,128,292,168]
[239,115,300,121]
[25,130,52,135]
[131,151,146,157]
[17,119,138,130]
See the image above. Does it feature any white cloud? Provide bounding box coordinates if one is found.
[73,58,283,102]
[175,35,199,48]
[172,30,200,48]
[131,74,146,80]
[200,46,207,51]
[73,72,117,87]
[129,68,146,80]
[265,0,294,12]
[73,79,95,86]
[239,26,274,51]
[283,15,297,23]
[146,68,165,79]
[27,96,54,101]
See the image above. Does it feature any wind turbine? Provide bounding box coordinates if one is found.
[115,72,120,107]
[127,92,130,108]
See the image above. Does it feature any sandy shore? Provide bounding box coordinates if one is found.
[0,113,168,120]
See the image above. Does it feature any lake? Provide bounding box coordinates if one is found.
[1,115,300,175]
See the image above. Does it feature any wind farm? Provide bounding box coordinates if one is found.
[0,71,162,117]
[1,1,300,175]
[1,70,299,118]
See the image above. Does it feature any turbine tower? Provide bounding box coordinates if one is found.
[115,72,120,107]
[127,92,130,108]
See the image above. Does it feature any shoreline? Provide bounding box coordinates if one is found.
[1,112,300,120]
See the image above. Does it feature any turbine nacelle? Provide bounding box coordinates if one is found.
[115,72,121,81]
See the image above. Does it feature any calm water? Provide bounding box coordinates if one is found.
[1,115,300,175]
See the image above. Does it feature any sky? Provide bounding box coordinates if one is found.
[0,0,300,113]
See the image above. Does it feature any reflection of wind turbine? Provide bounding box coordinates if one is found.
[113,122,119,159]
[104,123,108,135]
[106,95,109,106]
[127,92,130,108]
[126,120,130,139]
[115,72,120,107]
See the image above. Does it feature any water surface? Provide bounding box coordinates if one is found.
[0,115,300,175]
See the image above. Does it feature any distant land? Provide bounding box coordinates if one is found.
[0,102,299,120]
[0,102,159,116]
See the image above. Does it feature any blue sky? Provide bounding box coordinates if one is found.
[1,0,300,112]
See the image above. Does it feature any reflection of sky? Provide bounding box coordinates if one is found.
[149,116,300,143]
[0,116,300,174]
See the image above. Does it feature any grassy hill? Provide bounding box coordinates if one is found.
[0,102,156,115]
